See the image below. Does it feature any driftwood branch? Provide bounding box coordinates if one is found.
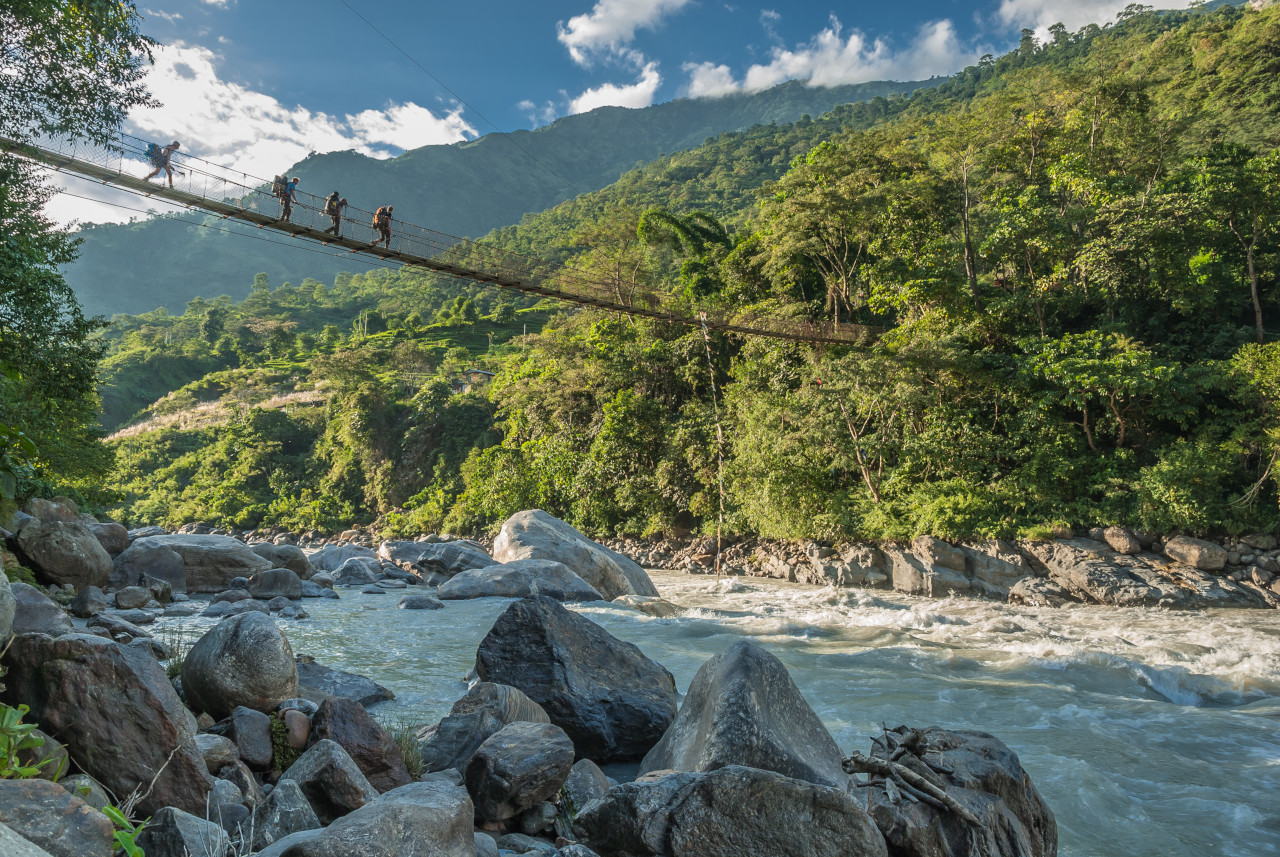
[843,751,984,828]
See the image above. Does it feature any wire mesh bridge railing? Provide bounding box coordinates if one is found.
[3,130,878,346]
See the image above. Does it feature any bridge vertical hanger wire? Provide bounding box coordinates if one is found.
[699,311,726,580]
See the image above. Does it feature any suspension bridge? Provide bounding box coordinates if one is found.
[3,132,878,346]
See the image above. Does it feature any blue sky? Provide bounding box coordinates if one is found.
[49,0,1190,224]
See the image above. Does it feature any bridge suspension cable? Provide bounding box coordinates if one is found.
[4,131,878,346]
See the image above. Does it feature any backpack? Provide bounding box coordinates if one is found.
[271,175,288,197]
[146,143,164,166]
[324,194,340,216]
[373,206,390,227]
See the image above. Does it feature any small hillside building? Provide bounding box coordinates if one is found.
[452,368,495,394]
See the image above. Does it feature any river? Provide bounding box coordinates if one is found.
[155,571,1280,857]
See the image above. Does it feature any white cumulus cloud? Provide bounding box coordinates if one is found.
[127,44,475,174]
[46,43,476,225]
[683,17,975,97]
[558,0,693,65]
[996,0,1193,33]
[569,62,662,114]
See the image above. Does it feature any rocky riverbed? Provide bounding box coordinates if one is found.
[2,500,1278,856]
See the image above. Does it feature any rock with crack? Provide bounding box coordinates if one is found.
[639,639,847,788]
[475,596,676,763]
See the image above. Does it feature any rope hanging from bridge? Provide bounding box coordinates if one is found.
[3,131,878,346]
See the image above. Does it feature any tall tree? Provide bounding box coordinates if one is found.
[0,1,154,490]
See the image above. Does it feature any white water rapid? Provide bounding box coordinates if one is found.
[156,571,1280,857]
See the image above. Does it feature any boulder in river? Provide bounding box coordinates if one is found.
[575,765,888,857]
[295,657,394,707]
[87,522,129,556]
[114,534,271,594]
[639,639,847,788]
[857,726,1056,857]
[438,559,603,602]
[1,632,214,815]
[464,721,575,826]
[182,612,298,719]
[492,510,658,599]
[8,583,72,637]
[475,596,677,763]
[251,543,313,579]
[310,697,411,793]
[274,778,475,857]
[248,567,304,600]
[308,544,377,573]
[378,539,492,580]
[14,520,112,591]
[331,557,381,586]
[419,682,551,775]
[887,547,971,598]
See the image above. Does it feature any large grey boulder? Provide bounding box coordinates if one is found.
[331,557,381,586]
[475,596,677,763]
[639,640,847,788]
[464,721,575,825]
[252,779,321,852]
[379,539,492,580]
[275,779,475,857]
[87,522,129,556]
[116,534,270,594]
[860,727,1056,857]
[419,682,551,775]
[1,633,214,815]
[1162,535,1228,571]
[310,697,411,793]
[1102,526,1142,555]
[14,520,112,591]
[438,560,603,602]
[0,778,114,857]
[561,758,612,814]
[182,612,298,719]
[492,510,658,599]
[248,568,304,600]
[911,535,966,572]
[575,765,888,857]
[252,543,313,579]
[110,538,185,592]
[0,576,13,645]
[277,739,383,825]
[958,540,1035,597]
[8,583,72,637]
[308,544,377,573]
[886,547,971,597]
[295,658,394,707]
[134,807,229,857]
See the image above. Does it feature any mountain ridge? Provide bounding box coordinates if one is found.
[66,76,934,317]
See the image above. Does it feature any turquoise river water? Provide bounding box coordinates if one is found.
[154,571,1280,857]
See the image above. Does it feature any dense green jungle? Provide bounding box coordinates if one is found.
[8,3,1280,544]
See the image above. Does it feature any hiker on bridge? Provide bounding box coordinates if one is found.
[144,141,181,187]
[322,193,348,238]
[273,175,300,222]
[371,204,393,248]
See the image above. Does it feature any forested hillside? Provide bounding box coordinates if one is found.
[98,3,1280,542]
[65,77,927,317]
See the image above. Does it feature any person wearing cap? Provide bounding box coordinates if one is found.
[144,141,181,187]
[322,192,348,238]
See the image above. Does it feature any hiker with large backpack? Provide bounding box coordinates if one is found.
[144,141,181,187]
[371,205,393,248]
[322,192,348,238]
[274,175,300,222]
